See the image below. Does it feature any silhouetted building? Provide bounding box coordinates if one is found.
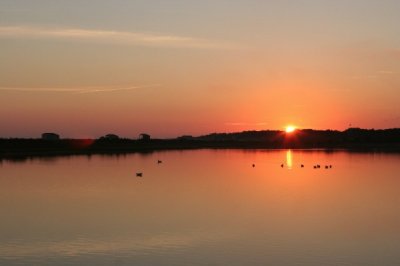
[41,133,60,140]
[103,134,120,140]
[139,133,150,140]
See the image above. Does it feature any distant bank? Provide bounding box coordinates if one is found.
[1,128,400,159]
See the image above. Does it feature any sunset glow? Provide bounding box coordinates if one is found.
[285,126,296,133]
[0,1,399,138]
[1,2,400,265]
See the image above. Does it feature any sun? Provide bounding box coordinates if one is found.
[285,125,296,133]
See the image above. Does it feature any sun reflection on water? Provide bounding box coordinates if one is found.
[286,150,293,169]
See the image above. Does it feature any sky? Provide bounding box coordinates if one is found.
[0,0,399,138]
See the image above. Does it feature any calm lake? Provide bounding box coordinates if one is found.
[1,149,400,266]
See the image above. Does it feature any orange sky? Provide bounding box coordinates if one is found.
[0,1,399,138]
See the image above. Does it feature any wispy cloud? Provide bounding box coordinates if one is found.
[377,70,395,74]
[225,122,267,126]
[0,85,159,94]
[351,75,378,80]
[350,70,396,80]
[0,26,235,49]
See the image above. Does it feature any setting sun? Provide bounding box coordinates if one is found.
[285,125,296,133]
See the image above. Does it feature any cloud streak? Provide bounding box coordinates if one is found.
[0,85,159,94]
[225,122,267,126]
[0,26,234,49]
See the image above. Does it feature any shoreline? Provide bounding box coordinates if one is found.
[2,140,400,160]
[2,128,400,159]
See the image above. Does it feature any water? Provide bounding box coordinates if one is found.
[1,149,400,265]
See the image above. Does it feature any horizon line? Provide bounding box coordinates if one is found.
[2,127,400,140]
